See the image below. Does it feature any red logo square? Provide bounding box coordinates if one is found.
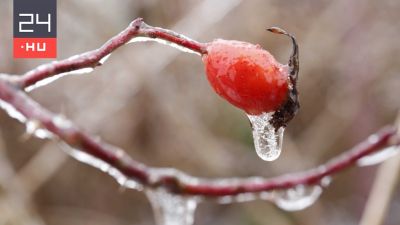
[13,38,57,58]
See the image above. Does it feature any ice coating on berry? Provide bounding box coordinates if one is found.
[247,112,284,161]
[203,39,289,115]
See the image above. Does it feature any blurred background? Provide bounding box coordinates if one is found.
[0,0,399,224]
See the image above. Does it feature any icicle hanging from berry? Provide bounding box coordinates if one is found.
[202,27,299,161]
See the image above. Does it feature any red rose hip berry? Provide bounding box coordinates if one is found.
[203,39,289,115]
[202,27,299,130]
[201,27,299,161]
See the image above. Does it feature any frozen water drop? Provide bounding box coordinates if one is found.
[259,191,274,201]
[217,193,258,204]
[146,188,198,225]
[52,115,73,130]
[99,53,112,65]
[320,176,332,187]
[148,168,200,187]
[274,185,322,211]
[367,134,380,144]
[25,120,53,139]
[247,112,284,161]
[357,146,400,167]
[0,99,26,122]
[128,36,200,55]
[217,195,235,204]
[25,67,94,92]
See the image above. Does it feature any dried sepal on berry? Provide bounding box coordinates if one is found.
[266,27,299,130]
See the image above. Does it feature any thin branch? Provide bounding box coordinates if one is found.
[13,18,207,90]
[181,126,398,196]
[0,18,399,198]
[0,78,398,197]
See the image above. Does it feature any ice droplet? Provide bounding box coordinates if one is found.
[52,115,73,130]
[128,37,200,55]
[58,142,142,190]
[247,112,284,161]
[357,146,400,167]
[218,193,259,204]
[320,176,332,187]
[99,53,112,65]
[0,99,26,122]
[25,67,94,92]
[25,120,53,139]
[275,185,322,211]
[215,179,326,210]
[146,188,198,225]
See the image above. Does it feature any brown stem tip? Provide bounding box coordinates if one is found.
[266,27,300,130]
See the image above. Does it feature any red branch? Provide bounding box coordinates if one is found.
[13,18,207,90]
[0,18,399,198]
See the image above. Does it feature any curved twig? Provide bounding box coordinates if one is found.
[13,18,207,90]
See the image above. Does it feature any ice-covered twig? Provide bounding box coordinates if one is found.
[0,19,399,199]
[11,18,207,90]
[0,77,398,197]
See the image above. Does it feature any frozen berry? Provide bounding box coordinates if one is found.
[203,39,288,115]
[202,27,299,129]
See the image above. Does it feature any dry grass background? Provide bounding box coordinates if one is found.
[0,0,399,224]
